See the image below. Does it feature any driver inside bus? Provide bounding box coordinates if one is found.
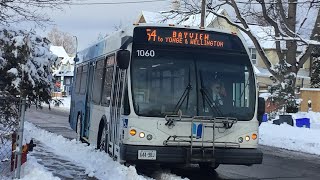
[211,80,226,106]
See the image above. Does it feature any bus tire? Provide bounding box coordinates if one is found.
[76,114,82,142]
[97,120,109,154]
[199,163,219,173]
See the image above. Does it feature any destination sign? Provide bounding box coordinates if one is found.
[133,27,244,51]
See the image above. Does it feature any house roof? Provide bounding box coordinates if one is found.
[137,9,225,27]
[50,46,69,58]
[240,25,305,51]
[254,66,310,79]
[54,70,74,77]
[61,56,75,65]
[241,25,276,49]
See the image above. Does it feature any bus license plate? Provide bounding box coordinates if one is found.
[138,150,156,160]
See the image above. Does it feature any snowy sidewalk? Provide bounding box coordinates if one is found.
[30,140,97,180]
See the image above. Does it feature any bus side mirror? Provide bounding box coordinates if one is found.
[117,50,130,69]
[257,97,265,125]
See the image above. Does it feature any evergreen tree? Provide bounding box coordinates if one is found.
[269,61,297,113]
[0,27,57,133]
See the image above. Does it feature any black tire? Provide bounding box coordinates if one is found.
[97,121,109,154]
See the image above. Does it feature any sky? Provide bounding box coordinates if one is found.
[11,0,317,54]
[34,0,171,52]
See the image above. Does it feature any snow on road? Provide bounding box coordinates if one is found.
[259,122,320,155]
[259,111,320,156]
[23,122,187,180]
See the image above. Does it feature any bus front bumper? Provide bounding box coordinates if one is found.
[120,144,263,165]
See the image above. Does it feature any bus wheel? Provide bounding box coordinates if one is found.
[98,125,109,154]
[76,114,82,141]
[199,163,219,173]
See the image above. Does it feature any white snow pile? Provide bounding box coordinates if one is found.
[23,122,144,180]
[49,96,71,111]
[259,121,320,155]
[19,156,59,180]
[23,122,187,180]
[292,111,320,125]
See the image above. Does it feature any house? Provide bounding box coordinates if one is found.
[136,10,237,32]
[50,46,75,96]
[239,25,311,91]
[135,10,311,91]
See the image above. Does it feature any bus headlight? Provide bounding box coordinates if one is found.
[139,132,145,138]
[130,129,136,136]
[245,136,250,141]
[238,137,243,143]
[147,134,153,140]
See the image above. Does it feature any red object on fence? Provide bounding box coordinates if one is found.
[11,133,28,171]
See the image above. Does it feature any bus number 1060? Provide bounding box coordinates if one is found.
[136,50,155,57]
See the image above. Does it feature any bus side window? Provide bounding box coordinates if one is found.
[101,55,115,106]
[75,66,82,94]
[92,58,106,104]
[80,64,88,94]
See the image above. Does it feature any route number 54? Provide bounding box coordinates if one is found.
[146,29,157,41]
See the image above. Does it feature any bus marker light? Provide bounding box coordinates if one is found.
[130,129,136,136]
[238,137,243,143]
[245,136,250,141]
[252,134,257,140]
[139,132,145,138]
[147,134,152,140]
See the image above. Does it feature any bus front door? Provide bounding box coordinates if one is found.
[83,62,95,139]
[109,67,126,160]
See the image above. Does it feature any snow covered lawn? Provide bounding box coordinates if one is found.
[47,96,71,111]
[22,122,186,180]
[259,111,320,155]
[23,122,147,180]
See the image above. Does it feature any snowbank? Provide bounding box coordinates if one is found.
[292,111,320,125]
[23,122,186,180]
[23,122,145,180]
[19,156,60,180]
[259,122,320,155]
[50,96,71,110]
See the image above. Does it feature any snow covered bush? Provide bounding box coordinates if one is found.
[0,26,57,133]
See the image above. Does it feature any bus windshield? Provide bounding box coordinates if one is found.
[131,47,255,120]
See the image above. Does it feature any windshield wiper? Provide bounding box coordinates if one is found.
[174,67,192,113]
[199,70,222,116]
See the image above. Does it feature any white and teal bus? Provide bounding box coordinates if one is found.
[69,24,265,170]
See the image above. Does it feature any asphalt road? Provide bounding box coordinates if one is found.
[25,106,320,180]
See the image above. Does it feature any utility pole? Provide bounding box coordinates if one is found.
[15,97,26,179]
[200,0,206,28]
[15,64,26,179]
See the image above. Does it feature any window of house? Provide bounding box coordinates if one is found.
[75,66,82,94]
[101,55,115,106]
[249,48,257,65]
[92,58,106,104]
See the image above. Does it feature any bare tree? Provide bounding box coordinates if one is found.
[48,27,76,55]
[0,0,72,26]
[166,0,320,107]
